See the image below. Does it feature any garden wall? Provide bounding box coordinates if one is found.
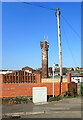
[0,73,77,97]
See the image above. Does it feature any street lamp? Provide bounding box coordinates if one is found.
[52,63,55,97]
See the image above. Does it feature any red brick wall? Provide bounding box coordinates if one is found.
[1,82,77,97]
[0,73,77,97]
[2,83,58,97]
[61,83,68,93]
[68,82,77,95]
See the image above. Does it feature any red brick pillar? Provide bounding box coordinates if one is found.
[66,83,68,91]
[27,72,28,83]
[59,82,62,95]
[0,74,3,97]
[15,72,16,83]
[18,71,19,83]
[2,74,4,83]
[6,74,8,83]
[32,74,34,83]
[67,73,71,83]
[36,74,41,83]
[24,71,25,83]
[9,74,10,83]
[30,74,32,83]
[12,73,13,83]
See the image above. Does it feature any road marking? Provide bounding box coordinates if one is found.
[45,111,81,114]
[49,107,70,110]
[2,111,45,117]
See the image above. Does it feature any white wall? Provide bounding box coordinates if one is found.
[71,77,81,83]
[0,71,12,74]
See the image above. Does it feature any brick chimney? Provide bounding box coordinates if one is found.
[40,40,49,78]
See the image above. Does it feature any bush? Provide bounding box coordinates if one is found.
[48,96,61,102]
[2,97,11,104]
[80,83,83,96]
[65,95,77,98]
[0,98,2,104]
[71,85,75,97]
[2,96,31,104]
[62,91,71,96]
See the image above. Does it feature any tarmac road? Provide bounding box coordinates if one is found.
[2,97,82,118]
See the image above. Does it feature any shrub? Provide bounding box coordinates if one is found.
[71,85,75,97]
[48,96,61,102]
[80,83,83,96]
[62,91,71,96]
[65,96,76,98]
[2,96,29,104]
[0,98,2,104]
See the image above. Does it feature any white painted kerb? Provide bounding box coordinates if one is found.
[33,87,47,103]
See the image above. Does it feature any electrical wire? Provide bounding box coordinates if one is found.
[61,14,81,39]
[61,22,78,67]
[18,0,80,41]
[19,0,80,40]
[19,1,57,12]
[16,1,80,67]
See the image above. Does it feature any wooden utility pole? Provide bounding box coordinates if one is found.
[57,8,63,94]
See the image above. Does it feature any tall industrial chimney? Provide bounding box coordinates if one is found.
[40,39,49,78]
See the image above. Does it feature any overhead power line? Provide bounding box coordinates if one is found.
[61,23,78,67]
[23,2,56,11]
[20,1,80,40]
[18,1,80,39]
[61,14,81,39]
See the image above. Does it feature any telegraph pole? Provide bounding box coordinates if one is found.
[56,8,63,95]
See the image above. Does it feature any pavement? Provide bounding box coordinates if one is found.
[2,97,82,118]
